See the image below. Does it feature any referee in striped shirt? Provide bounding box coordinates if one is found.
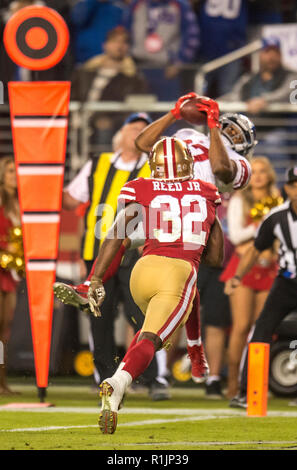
[225,166,297,407]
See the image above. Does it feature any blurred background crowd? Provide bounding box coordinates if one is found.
[1,0,297,181]
[0,0,297,400]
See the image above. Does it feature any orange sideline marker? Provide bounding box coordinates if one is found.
[4,5,70,403]
[8,82,70,392]
[247,342,270,417]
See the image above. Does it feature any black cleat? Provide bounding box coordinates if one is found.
[148,379,171,401]
[229,393,247,409]
[205,380,224,400]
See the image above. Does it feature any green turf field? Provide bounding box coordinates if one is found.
[0,380,297,451]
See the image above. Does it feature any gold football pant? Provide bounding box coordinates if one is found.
[130,255,197,345]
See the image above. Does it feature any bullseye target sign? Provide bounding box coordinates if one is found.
[4,5,69,71]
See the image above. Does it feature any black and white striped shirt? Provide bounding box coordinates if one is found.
[254,200,297,283]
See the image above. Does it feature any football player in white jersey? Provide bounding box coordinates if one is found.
[135,92,256,192]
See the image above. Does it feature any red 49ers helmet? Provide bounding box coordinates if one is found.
[149,137,193,181]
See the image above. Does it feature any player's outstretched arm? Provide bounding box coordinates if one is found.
[135,92,198,153]
[208,127,237,184]
[195,96,236,184]
[88,205,139,316]
[201,216,224,267]
[135,112,176,153]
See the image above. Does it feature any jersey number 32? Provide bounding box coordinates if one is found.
[150,195,207,246]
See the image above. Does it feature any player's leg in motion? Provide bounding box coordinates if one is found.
[98,331,158,434]
[185,291,209,382]
[98,256,197,434]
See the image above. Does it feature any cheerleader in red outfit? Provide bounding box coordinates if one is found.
[0,157,21,395]
[220,157,280,398]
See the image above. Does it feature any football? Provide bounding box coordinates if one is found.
[179,97,207,125]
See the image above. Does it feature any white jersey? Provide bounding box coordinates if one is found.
[174,128,251,191]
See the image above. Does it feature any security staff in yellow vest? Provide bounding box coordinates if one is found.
[62,113,170,400]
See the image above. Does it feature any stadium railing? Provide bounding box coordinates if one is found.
[194,39,263,94]
[0,100,296,186]
[71,100,297,187]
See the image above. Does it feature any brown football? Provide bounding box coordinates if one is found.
[179,97,207,125]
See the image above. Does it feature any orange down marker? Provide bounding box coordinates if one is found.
[5,6,70,403]
[247,343,270,417]
[8,81,70,398]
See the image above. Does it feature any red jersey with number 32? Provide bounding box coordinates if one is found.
[118,177,221,269]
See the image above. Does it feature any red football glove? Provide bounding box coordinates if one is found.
[195,97,220,129]
[170,92,198,120]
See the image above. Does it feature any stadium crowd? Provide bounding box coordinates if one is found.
[0,0,296,97]
[0,0,296,408]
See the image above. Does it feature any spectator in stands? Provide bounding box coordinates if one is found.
[71,26,149,145]
[123,0,200,100]
[71,27,148,103]
[220,157,280,398]
[196,0,248,98]
[223,37,294,112]
[70,0,124,65]
[222,37,296,185]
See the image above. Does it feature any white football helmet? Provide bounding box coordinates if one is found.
[219,113,258,158]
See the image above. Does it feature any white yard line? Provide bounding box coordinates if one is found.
[1,406,297,418]
[1,411,297,434]
[0,416,229,433]
[0,425,98,433]
[0,406,230,414]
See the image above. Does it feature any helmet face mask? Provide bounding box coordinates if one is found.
[219,113,258,158]
[149,137,194,181]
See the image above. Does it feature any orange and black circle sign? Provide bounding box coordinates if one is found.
[4,6,69,71]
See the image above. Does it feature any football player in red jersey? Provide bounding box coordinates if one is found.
[53,93,257,385]
[134,93,257,385]
[87,136,223,434]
